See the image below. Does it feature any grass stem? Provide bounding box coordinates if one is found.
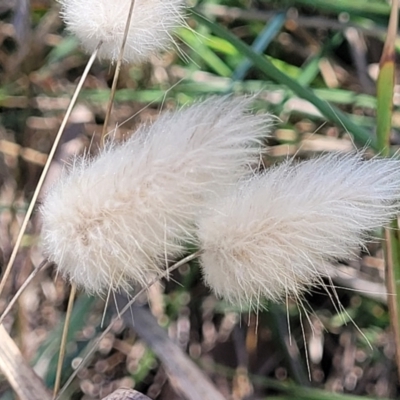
[0,260,52,325]
[101,0,137,144]
[53,283,77,398]
[0,45,100,300]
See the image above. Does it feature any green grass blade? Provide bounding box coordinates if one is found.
[32,294,97,387]
[384,223,400,379]
[192,10,374,148]
[376,20,396,152]
[377,62,395,154]
[376,0,400,381]
[207,362,392,400]
[232,12,286,82]
[176,28,233,77]
[270,0,390,18]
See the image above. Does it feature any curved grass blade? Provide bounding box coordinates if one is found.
[192,10,374,149]
[176,28,233,77]
[276,0,390,18]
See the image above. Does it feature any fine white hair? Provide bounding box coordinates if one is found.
[198,153,400,309]
[59,0,186,63]
[40,96,271,294]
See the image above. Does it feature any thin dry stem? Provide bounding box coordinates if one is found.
[0,260,52,325]
[0,325,52,400]
[53,283,77,398]
[53,13,138,386]
[53,12,136,385]
[0,46,100,299]
[101,0,136,144]
[55,250,202,400]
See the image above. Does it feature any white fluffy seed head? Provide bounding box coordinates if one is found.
[59,0,185,63]
[198,153,400,309]
[40,96,271,294]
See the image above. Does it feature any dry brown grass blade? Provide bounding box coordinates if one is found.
[102,388,151,400]
[0,260,52,325]
[119,302,225,400]
[0,325,52,400]
[101,0,136,143]
[53,283,77,398]
[0,45,100,299]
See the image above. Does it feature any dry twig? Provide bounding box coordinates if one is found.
[0,325,52,400]
[117,299,225,400]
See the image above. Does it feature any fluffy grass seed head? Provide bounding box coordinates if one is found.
[40,96,271,295]
[59,0,186,63]
[198,153,400,309]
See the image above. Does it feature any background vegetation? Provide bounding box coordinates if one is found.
[0,0,399,398]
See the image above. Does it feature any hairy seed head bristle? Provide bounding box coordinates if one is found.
[40,96,271,294]
[198,153,400,309]
[59,0,186,63]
